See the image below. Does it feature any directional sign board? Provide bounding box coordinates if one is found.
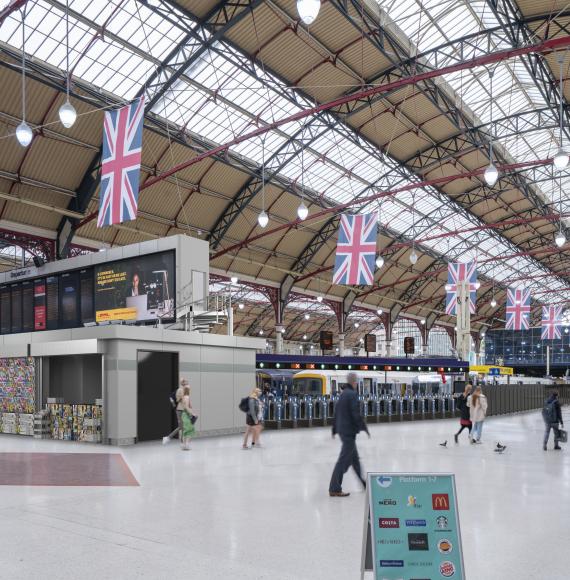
[362,473,465,579]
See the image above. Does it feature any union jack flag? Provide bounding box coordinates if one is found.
[541,305,562,340]
[505,288,531,330]
[98,97,145,228]
[445,262,477,316]
[332,213,377,286]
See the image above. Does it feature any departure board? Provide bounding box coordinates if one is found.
[21,280,34,332]
[10,283,22,333]
[46,275,59,330]
[80,268,94,323]
[33,279,46,331]
[0,285,10,334]
[60,271,79,328]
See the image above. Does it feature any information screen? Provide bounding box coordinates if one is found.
[80,268,94,323]
[94,251,175,323]
[0,285,10,334]
[21,280,34,332]
[10,283,22,333]
[59,271,79,328]
[46,275,59,330]
[34,279,47,331]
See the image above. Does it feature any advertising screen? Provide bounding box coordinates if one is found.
[94,251,175,323]
[21,280,34,332]
[33,279,46,331]
[80,268,94,323]
[10,283,22,333]
[0,285,10,334]
[60,271,79,328]
[46,275,59,330]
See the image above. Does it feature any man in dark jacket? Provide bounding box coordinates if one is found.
[329,373,370,497]
[543,391,564,451]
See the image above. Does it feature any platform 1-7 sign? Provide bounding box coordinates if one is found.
[361,473,465,579]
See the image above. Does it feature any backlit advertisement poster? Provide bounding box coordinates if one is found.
[33,279,46,331]
[363,473,465,579]
[94,251,174,323]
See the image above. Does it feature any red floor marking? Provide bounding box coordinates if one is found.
[0,453,139,486]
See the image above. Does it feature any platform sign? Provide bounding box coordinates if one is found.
[361,473,465,580]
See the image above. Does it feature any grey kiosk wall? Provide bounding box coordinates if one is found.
[0,235,264,444]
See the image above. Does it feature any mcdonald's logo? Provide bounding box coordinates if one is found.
[432,493,450,510]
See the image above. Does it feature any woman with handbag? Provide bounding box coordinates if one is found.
[242,387,262,449]
[180,385,197,451]
[467,386,488,444]
[454,384,472,443]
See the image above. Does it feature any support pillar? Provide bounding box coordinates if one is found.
[338,333,345,356]
[456,280,471,362]
[385,340,392,357]
[275,325,284,354]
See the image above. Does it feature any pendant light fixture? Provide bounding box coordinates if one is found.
[555,174,566,247]
[484,69,499,187]
[490,297,497,308]
[297,0,321,25]
[316,295,323,303]
[258,138,269,228]
[297,123,309,220]
[375,255,384,269]
[554,53,569,171]
[409,246,418,265]
[16,8,32,147]
[58,0,77,128]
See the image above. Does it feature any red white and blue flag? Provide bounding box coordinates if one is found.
[541,305,562,340]
[445,262,477,315]
[505,288,531,330]
[332,213,377,286]
[98,96,145,228]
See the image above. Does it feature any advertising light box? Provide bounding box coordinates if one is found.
[362,472,465,579]
[94,251,175,323]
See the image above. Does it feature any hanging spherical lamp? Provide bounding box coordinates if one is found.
[409,248,418,265]
[297,0,321,25]
[375,255,384,269]
[555,230,566,248]
[16,121,33,147]
[58,99,77,128]
[554,149,569,172]
[258,210,269,228]
[490,298,497,308]
[484,163,499,187]
[297,201,309,220]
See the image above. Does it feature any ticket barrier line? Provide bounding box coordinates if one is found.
[262,395,457,429]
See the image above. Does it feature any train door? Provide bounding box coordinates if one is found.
[362,377,372,396]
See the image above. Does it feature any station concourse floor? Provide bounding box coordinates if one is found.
[1,409,569,580]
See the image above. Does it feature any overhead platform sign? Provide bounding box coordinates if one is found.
[362,473,465,579]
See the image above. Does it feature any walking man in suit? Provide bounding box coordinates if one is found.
[329,372,370,497]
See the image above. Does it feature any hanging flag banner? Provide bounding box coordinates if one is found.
[98,96,145,228]
[445,262,477,315]
[332,213,377,286]
[361,472,466,580]
[505,287,531,330]
[541,305,562,340]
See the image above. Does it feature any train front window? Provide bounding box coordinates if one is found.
[293,378,322,395]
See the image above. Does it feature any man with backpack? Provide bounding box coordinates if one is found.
[543,391,564,451]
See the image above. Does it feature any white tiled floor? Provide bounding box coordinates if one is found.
[1,409,569,579]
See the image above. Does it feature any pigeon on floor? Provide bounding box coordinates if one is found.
[439,440,447,447]
[494,442,507,453]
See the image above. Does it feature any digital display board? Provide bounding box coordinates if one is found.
[320,331,333,351]
[60,271,79,328]
[21,280,34,332]
[11,283,22,333]
[46,275,59,331]
[404,336,415,355]
[94,251,175,323]
[365,333,377,353]
[80,268,94,323]
[34,279,46,331]
[0,285,10,334]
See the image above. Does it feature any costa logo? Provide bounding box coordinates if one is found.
[438,538,453,554]
[432,493,450,510]
[379,518,399,528]
[440,561,455,577]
